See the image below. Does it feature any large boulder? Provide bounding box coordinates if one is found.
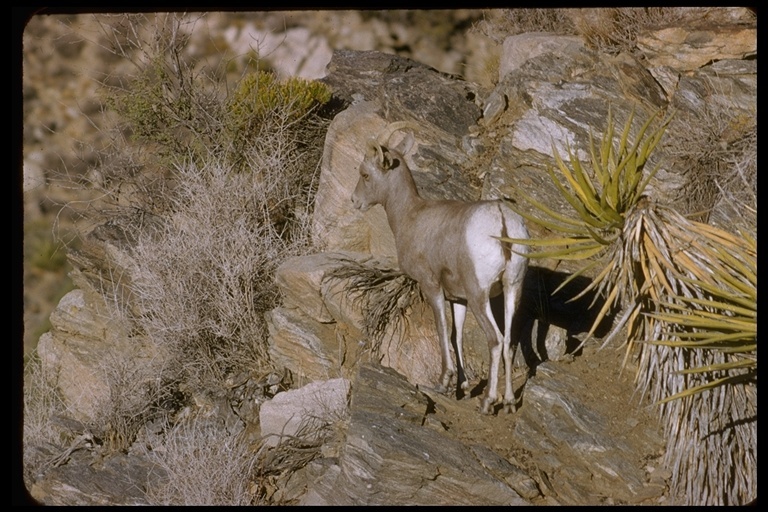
[637,23,756,71]
[259,378,351,448]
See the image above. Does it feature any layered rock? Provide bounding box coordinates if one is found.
[24,10,755,505]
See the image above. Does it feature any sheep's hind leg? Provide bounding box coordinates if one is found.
[501,257,525,414]
[471,295,504,415]
[451,299,470,397]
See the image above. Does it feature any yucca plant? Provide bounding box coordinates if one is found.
[502,106,673,346]
[636,212,756,506]
[644,218,756,403]
[501,107,756,504]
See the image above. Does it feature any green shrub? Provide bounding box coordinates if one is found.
[227,71,331,131]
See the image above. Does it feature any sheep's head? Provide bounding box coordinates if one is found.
[352,122,417,211]
[366,120,417,167]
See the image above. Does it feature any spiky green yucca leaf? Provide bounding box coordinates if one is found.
[642,226,756,403]
[501,107,673,341]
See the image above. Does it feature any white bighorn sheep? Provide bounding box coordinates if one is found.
[351,122,529,414]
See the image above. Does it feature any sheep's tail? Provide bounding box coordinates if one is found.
[497,202,512,262]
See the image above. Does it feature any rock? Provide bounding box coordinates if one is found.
[266,306,342,383]
[637,25,756,71]
[320,49,481,137]
[259,378,351,448]
[35,290,113,422]
[312,102,400,258]
[28,451,166,506]
[531,321,570,362]
[499,33,586,81]
[274,252,354,324]
[482,26,755,230]
[298,363,531,505]
[514,362,665,504]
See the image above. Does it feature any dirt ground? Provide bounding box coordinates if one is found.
[422,336,668,505]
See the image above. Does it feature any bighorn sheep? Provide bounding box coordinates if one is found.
[351,122,529,414]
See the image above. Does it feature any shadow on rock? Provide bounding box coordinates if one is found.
[489,265,619,376]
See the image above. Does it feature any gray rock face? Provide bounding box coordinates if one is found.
[260,378,350,448]
[515,362,666,504]
[286,361,664,505]
[298,364,531,505]
[28,451,167,506]
[321,49,482,138]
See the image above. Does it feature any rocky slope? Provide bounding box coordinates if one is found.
[21,9,755,506]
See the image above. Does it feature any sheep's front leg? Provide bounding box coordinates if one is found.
[425,287,455,394]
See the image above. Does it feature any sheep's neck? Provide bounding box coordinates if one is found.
[382,169,423,240]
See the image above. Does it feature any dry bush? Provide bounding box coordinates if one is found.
[323,256,423,355]
[664,100,756,227]
[140,415,258,505]
[141,404,346,505]
[128,149,321,391]
[89,344,178,454]
[22,355,68,486]
[477,7,704,54]
[31,13,330,475]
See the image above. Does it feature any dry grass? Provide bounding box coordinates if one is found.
[323,256,423,353]
[22,354,69,487]
[664,98,756,227]
[477,8,721,54]
[139,415,258,506]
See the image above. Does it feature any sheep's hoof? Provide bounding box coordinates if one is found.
[501,401,517,414]
[479,398,494,415]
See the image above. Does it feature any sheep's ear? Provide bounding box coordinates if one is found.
[381,146,399,170]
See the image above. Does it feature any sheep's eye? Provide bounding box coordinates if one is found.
[361,173,369,181]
